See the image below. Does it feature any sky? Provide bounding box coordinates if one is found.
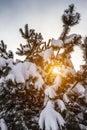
[0,0,87,70]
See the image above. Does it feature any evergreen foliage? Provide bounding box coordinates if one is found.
[0,4,87,130]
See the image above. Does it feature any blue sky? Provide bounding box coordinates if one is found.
[0,0,87,69]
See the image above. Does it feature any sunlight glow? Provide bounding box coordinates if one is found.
[71,46,84,71]
[52,66,61,75]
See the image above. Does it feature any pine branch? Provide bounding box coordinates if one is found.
[19,24,30,39]
[0,40,13,59]
[0,40,7,53]
[62,4,80,26]
[81,37,87,64]
[67,66,87,93]
[60,25,70,41]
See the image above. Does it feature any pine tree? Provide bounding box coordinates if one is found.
[0,4,87,130]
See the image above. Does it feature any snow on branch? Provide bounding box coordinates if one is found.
[6,62,44,90]
[51,38,64,48]
[64,34,81,45]
[17,24,44,55]
[60,4,80,41]
[0,118,8,130]
[39,101,65,130]
[56,99,67,112]
[16,24,52,63]
[0,40,14,59]
[62,4,80,26]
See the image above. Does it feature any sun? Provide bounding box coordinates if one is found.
[52,66,61,75]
